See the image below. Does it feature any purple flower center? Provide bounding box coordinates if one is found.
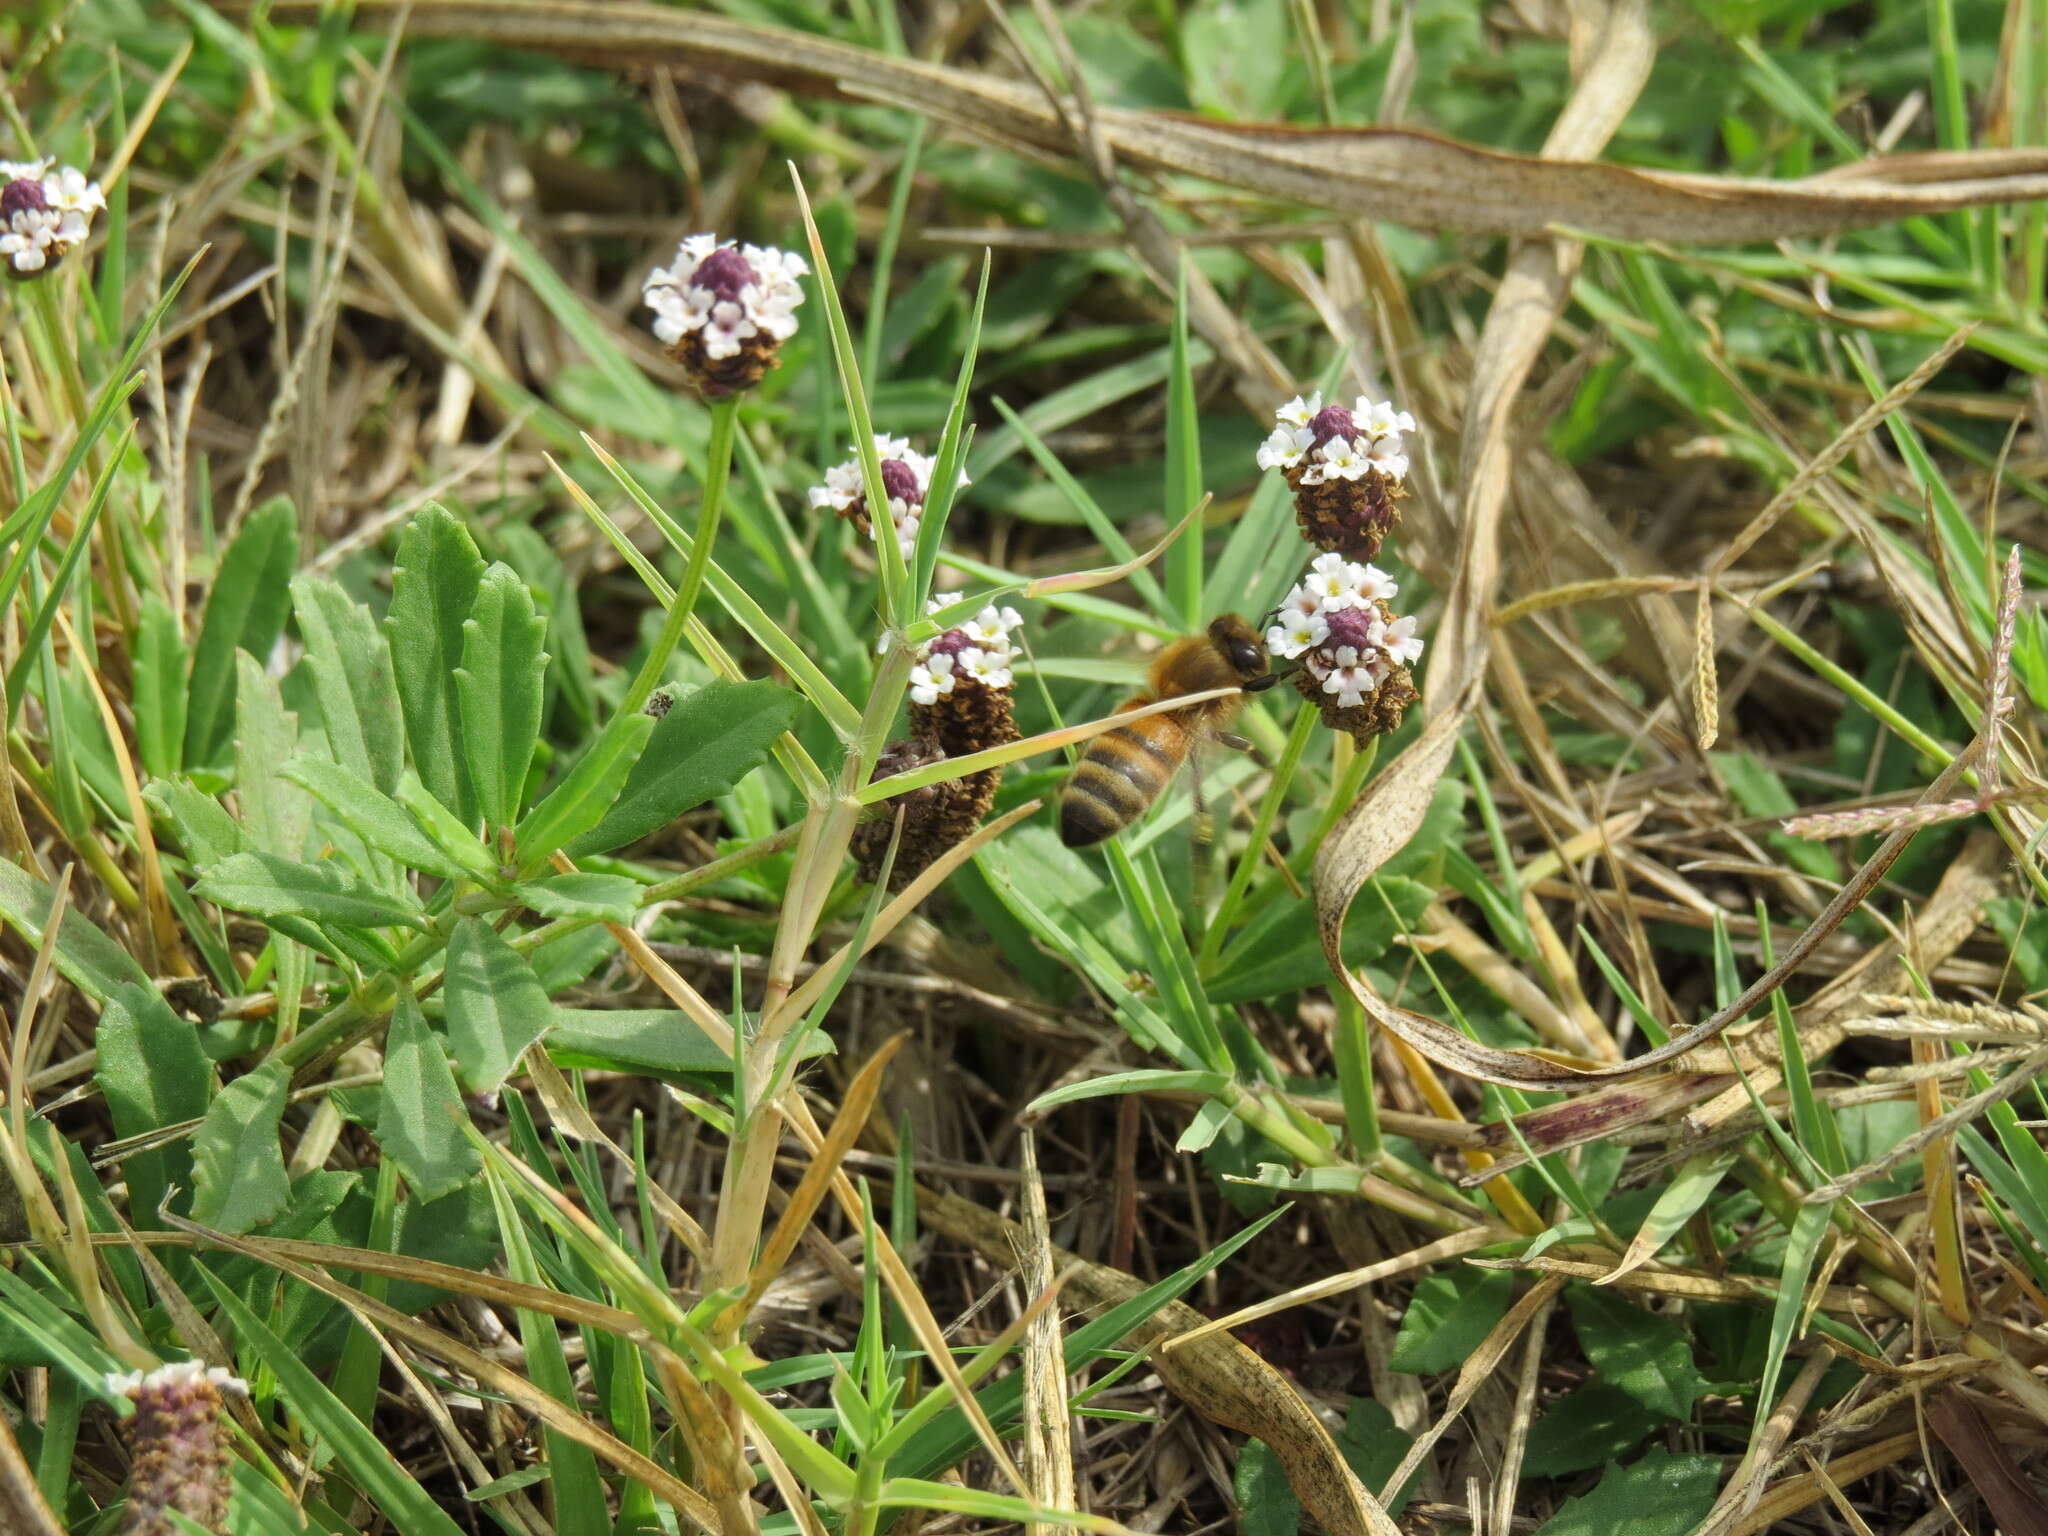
[691,245,757,302]
[1307,406,1357,448]
[880,458,924,507]
[927,629,974,659]
[1322,606,1376,650]
[0,177,48,221]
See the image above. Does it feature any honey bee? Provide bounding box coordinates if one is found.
[1059,614,1277,848]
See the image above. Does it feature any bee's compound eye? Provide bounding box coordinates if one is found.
[1231,640,1265,674]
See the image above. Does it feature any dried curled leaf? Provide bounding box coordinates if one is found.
[243,0,2048,243]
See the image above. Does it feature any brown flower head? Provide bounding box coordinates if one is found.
[1256,391,1417,559]
[853,601,1026,890]
[106,1360,246,1536]
[807,435,968,559]
[642,234,808,397]
[1265,554,1424,745]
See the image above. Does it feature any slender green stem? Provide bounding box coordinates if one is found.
[1198,702,1316,971]
[617,396,740,718]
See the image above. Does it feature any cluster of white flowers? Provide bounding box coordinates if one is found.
[1,159,104,275]
[105,1359,248,1399]
[1255,391,1416,486]
[909,598,1025,706]
[808,435,968,559]
[1266,553,1424,708]
[643,235,807,361]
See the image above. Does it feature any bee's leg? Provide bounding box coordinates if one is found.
[1189,744,1223,920]
[1214,732,1254,753]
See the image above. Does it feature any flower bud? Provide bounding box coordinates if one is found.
[808,436,968,560]
[643,234,807,396]
[1264,553,1424,744]
[105,1360,246,1536]
[1255,391,1416,560]
[1,159,104,278]
[853,602,1027,890]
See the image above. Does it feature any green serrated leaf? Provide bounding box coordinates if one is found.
[232,652,308,860]
[292,574,406,795]
[565,679,800,857]
[1524,1384,1664,1478]
[1567,1284,1709,1422]
[442,917,554,1094]
[377,988,479,1201]
[145,780,247,868]
[387,504,487,826]
[547,1008,801,1080]
[1390,1266,1514,1374]
[1531,1451,1721,1536]
[393,770,497,882]
[190,1060,291,1233]
[193,852,426,932]
[94,982,212,1225]
[184,498,298,771]
[1233,1439,1300,1536]
[132,592,188,779]
[0,861,153,1003]
[514,712,655,874]
[520,873,641,923]
[283,756,475,881]
[456,563,549,829]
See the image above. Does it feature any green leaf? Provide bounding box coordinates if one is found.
[455,563,549,829]
[514,712,655,874]
[442,917,554,1094]
[564,679,800,857]
[132,592,188,779]
[1336,1398,1420,1513]
[292,574,406,795]
[1233,1440,1300,1536]
[145,779,247,867]
[546,1008,802,1080]
[190,1060,291,1233]
[1524,1384,1664,1477]
[94,982,212,1224]
[194,851,426,932]
[387,505,487,826]
[497,522,595,733]
[1567,1284,1709,1421]
[1531,1451,1722,1536]
[196,1270,471,1536]
[1205,875,1432,1004]
[520,873,641,923]
[283,756,477,882]
[184,498,298,770]
[0,861,152,1002]
[232,652,308,859]
[377,988,480,1201]
[1390,1266,1514,1374]
[393,771,498,882]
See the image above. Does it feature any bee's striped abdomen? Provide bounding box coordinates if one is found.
[1058,718,1188,847]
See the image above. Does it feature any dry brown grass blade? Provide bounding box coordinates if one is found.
[1375,1273,1567,1505]
[736,1031,909,1320]
[158,1215,726,1530]
[1016,1132,1077,1534]
[232,0,2048,241]
[915,1188,1401,1536]
[0,1408,61,1536]
[1927,1390,2048,1536]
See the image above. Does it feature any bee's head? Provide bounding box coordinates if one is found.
[1207,613,1273,688]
